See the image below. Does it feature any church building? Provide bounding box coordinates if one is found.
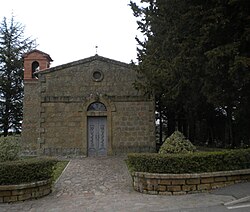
[22,50,155,156]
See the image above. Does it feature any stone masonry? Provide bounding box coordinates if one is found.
[22,50,155,156]
[0,180,52,203]
[132,169,250,195]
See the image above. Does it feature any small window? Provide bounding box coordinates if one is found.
[32,61,40,78]
[92,70,103,82]
[87,102,107,111]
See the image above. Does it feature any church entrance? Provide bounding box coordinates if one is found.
[87,117,107,156]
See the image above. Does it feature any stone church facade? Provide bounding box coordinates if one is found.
[22,50,155,156]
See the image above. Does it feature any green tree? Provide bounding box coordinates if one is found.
[130,0,209,144]
[130,0,250,147]
[200,0,250,146]
[0,15,36,136]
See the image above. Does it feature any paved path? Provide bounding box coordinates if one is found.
[0,157,249,212]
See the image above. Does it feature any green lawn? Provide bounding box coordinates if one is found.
[52,160,69,184]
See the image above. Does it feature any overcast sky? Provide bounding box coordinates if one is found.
[1,0,142,67]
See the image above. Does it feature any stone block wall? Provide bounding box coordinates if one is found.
[0,180,52,203]
[22,81,40,154]
[112,101,155,153]
[41,102,85,155]
[132,169,250,195]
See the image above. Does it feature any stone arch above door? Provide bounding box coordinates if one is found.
[87,102,107,111]
[82,94,116,113]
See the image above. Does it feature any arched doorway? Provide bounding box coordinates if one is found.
[87,102,107,156]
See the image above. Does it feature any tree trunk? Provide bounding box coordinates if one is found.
[159,100,163,145]
[226,106,234,147]
[167,110,175,136]
[3,95,10,137]
[3,108,9,137]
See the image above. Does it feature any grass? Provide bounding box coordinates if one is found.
[52,160,69,184]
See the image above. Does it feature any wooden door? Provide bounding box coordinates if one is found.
[87,117,107,156]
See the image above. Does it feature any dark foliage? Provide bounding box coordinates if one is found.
[130,0,250,147]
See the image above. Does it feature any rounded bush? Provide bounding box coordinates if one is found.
[159,131,196,154]
[0,136,20,162]
[0,157,58,185]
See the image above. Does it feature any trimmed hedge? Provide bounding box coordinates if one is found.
[0,157,58,185]
[127,148,250,174]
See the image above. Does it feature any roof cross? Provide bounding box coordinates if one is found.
[95,45,98,55]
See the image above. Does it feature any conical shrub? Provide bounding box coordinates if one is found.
[159,131,196,154]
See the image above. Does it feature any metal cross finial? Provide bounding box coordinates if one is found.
[95,46,98,55]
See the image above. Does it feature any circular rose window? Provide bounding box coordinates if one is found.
[92,70,103,82]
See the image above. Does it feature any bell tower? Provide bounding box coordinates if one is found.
[22,50,53,154]
[23,49,53,80]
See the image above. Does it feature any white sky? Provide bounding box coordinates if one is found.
[0,0,142,67]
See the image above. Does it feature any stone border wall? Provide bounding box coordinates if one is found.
[0,180,52,203]
[132,169,250,195]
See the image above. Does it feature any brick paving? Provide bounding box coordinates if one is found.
[0,157,239,212]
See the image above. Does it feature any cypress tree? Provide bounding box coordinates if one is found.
[0,15,36,136]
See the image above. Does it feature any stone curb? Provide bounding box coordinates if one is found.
[224,196,250,206]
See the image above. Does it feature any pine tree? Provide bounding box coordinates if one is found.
[130,0,210,143]
[130,0,250,146]
[0,15,36,136]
